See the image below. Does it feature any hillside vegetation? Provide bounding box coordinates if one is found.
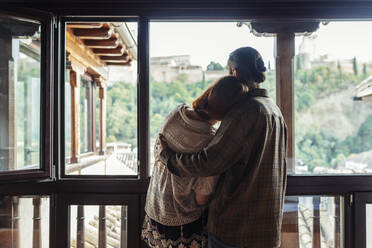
[106,66,372,173]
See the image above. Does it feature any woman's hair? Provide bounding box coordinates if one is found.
[192,76,248,121]
[227,47,267,85]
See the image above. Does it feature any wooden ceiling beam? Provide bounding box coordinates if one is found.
[67,23,103,29]
[100,54,129,62]
[66,31,108,80]
[84,37,119,48]
[73,27,114,40]
[92,46,126,56]
[106,61,132,66]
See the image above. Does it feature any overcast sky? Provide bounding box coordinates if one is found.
[148,21,372,70]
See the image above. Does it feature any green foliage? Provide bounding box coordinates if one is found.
[206,61,224,71]
[106,71,276,147]
[353,57,358,75]
[363,63,367,76]
[296,56,301,71]
[294,65,372,172]
[294,66,363,113]
[149,78,211,139]
[105,63,372,173]
[106,82,137,147]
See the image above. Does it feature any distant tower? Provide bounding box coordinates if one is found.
[298,34,317,69]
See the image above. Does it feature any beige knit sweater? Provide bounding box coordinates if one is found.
[145,104,218,226]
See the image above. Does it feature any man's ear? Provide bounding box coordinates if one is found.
[231,69,238,77]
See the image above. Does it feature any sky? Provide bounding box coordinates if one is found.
[148,21,372,70]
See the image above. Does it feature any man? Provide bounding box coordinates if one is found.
[159,47,288,248]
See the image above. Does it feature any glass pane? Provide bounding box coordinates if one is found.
[294,22,372,174]
[367,204,372,248]
[149,22,276,172]
[0,17,41,171]
[64,21,138,176]
[69,205,128,248]
[282,196,343,248]
[0,195,50,248]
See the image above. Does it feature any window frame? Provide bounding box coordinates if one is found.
[59,16,145,179]
[55,193,140,248]
[0,8,53,181]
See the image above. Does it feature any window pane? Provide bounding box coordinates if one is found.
[0,195,50,247]
[0,17,41,171]
[294,22,372,174]
[149,22,276,172]
[367,204,372,248]
[64,21,138,176]
[69,205,128,248]
[282,195,343,248]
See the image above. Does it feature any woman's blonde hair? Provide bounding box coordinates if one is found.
[192,76,248,121]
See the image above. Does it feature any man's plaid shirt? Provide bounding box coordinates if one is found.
[161,88,288,248]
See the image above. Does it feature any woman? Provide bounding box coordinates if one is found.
[142,76,248,248]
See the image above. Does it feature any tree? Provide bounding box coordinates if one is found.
[296,55,302,71]
[337,60,342,79]
[353,57,358,75]
[206,61,224,71]
[363,63,367,76]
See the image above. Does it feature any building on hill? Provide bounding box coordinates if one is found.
[150,55,203,83]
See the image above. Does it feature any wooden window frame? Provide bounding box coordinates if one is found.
[60,17,143,179]
[55,193,140,248]
[0,9,53,181]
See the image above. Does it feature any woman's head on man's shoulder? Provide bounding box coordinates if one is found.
[227,46,267,87]
[192,75,248,121]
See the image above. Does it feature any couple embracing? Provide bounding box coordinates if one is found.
[142,47,288,248]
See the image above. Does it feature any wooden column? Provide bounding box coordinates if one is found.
[334,197,341,248]
[120,206,127,248]
[12,196,20,248]
[98,205,106,248]
[0,33,16,171]
[32,197,41,248]
[76,205,85,248]
[312,196,321,248]
[280,196,299,248]
[276,33,295,172]
[70,70,80,163]
[99,86,106,155]
[92,82,97,153]
[0,196,13,247]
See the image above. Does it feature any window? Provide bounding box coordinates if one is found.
[64,21,138,176]
[0,195,50,247]
[282,195,343,248]
[294,22,372,174]
[69,205,128,247]
[149,21,276,171]
[0,16,41,172]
